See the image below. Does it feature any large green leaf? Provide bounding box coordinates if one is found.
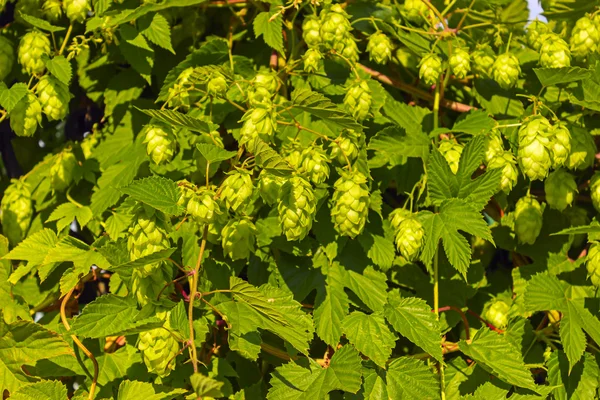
[290,88,364,131]
[342,311,396,368]
[121,176,182,215]
[386,357,441,400]
[254,11,285,55]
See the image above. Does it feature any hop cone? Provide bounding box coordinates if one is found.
[303,48,322,73]
[138,313,179,377]
[247,87,273,109]
[50,150,78,192]
[131,266,174,306]
[128,206,170,275]
[10,93,41,137]
[588,243,600,287]
[18,31,51,75]
[344,80,371,121]
[389,208,411,231]
[488,151,518,193]
[143,124,176,165]
[303,16,322,48]
[485,130,504,164]
[320,4,351,46]
[207,72,228,95]
[81,134,98,159]
[527,19,550,51]
[402,0,429,25]
[485,300,510,329]
[63,0,90,22]
[565,127,596,170]
[590,172,600,213]
[419,54,442,86]
[167,67,194,109]
[42,0,62,22]
[544,169,577,211]
[339,35,360,63]
[439,139,463,174]
[514,196,543,245]
[1,179,32,245]
[395,217,424,261]
[331,171,370,238]
[221,169,254,212]
[258,170,285,206]
[239,107,277,143]
[449,47,471,79]
[300,145,330,185]
[549,123,571,169]
[284,140,303,169]
[222,217,256,260]
[187,189,220,225]
[570,16,600,58]
[278,176,316,241]
[331,130,360,165]
[539,33,571,68]
[253,71,278,94]
[492,53,520,89]
[517,115,553,181]
[36,76,70,121]
[472,46,495,77]
[367,32,394,64]
[0,36,14,81]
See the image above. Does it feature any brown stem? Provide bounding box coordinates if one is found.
[188,225,209,373]
[438,305,471,340]
[466,309,504,333]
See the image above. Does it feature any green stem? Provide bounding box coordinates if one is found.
[58,24,73,56]
[188,225,209,373]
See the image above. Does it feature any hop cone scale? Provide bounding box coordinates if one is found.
[330,171,370,238]
[278,176,316,241]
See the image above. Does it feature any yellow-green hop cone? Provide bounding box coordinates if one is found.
[138,313,179,377]
[239,107,277,143]
[539,33,571,68]
[344,80,371,121]
[395,217,424,261]
[128,206,171,276]
[587,243,600,287]
[10,93,42,137]
[207,72,228,96]
[402,0,429,25]
[187,189,220,225]
[389,208,411,231]
[167,67,194,109]
[50,150,78,192]
[143,124,176,165]
[449,47,471,79]
[36,76,70,121]
[278,176,316,241]
[367,32,394,64]
[544,169,577,211]
[527,19,550,51]
[331,130,360,165]
[303,48,322,74]
[81,134,98,159]
[283,140,303,169]
[485,130,504,164]
[258,170,285,206]
[484,300,510,329]
[493,53,520,89]
[1,179,33,245]
[472,46,495,77]
[42,0,63,22]
[590,173,600,213]
[439,139,463,174]
[300,145,330,185]
[222,217,256,260]
[331,171,370,238]
[221,169,254,212]
[302,16,322,48]
[247,86,273,109]
[253,71,278,94]
[18,31,51,76]
[419,54,442,86]
[517,115,552,181]
[63,0,91,23]
[549,123,571,169]
[565,127,596,170]
[570,16,600,58]
[514,196,543,245]
[0,36,14,81]
[320,4,351,46]
[339,34,360,63]
[487,151,518,194]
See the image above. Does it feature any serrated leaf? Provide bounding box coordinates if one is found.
[290,88,364,132]
[3,228,58,267]
[9,380,68,400]
[0,83,29,113]
[382,94,432,133]
[137,108,218,134]
[42,55,72,86]
[246,138,294,177]
[121,176,182,215]
[196,143,237,164]
[451,110,495,135]
[105,0,209,28]
[368,126,430,163]
[560,310,586,373]
[387,357,441,400]
[18,13,65,32]
[119,25,154,84]
[0,236,30,323]
[314,263,349,347]
[253,11,285,55]
[358,232,396,271]
[534,67,591,86]
[551,224,600,236]
[139,13,175,54]
[46,203,93,232]
[547,351,600,400]
[345,267,388,313]
[117,380,188,400]
[191,373,225,398]
[342,312,396,368]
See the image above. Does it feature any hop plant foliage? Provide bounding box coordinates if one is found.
[514,196,544,245]
[0,35,14,81]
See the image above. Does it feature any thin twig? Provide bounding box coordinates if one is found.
[188,225,209,373]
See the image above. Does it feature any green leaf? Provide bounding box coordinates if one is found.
[345,266,388,313]
[560,310,586,374]
[111,247,177,270]
[0,83,29,113]
[0,236,30,324]
[216,301,262,360]
[70,294,163,338]
[9,380,68,400]
[121,176,182,215]
[547,351,600,400]
[246,138,294,177]
[46,203,93,232]
[119,25,154,84]
[314,263,349,347]
[137,108,218,134]
[368,126,430,163]
[253,11,285,55]
[551,224,600,236]
[196,143,237,164]
[342,311,396,368]
[139,13,175,54]
[4,228,59,267]
[382,94,431,133]
[116,380,188,400]
[534,67,591,86]
[42,55,72,86]
[451,110,495,135]
[105,0,209,28]
[18,13,65,32]
[387,357,441,400]
[384,292,443,362]
[290,88,364,132]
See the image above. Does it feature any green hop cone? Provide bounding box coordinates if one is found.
[167,67,194,109]
[10,93,42,137]
[570,16,600,58]
[0,35,15,81]
[565,127,596,170]
[472,46,495,77]
[539,33,571,68]
[81,134,98,159]
[331,171,370,238]
[138,313,179,377]
[344,80,371,121]
[303,48,322,74]
[187,189,220,225]
[487,151,518,194]
[63,0,91,23]
[278,176,316,241]
[484,300,510,329]
[517,115,553,181]
[367,32,394,64]
[284,140,303,169]
[1,179,33,245]
[320,4,351,46]
[36,76,70,121]
[339,34,360,63]
[331,130,360,165]
[587,243,600,286]
[549,122,571,169]
[128,206,170,273]
[300,145,330,185]
[544,168,577,211]
[492,53,520,89]
[485,130,504,164]
[207,72,228,96]
[50,150,78,192]
[590,172,600,213]
[514,196,543,245]
[389,208,411,231]
[253,71,278,94]
[42,0,63,22]
[402,0,429,25]
[258,170,286,206]
[221,169,254,212]
[143,124,176,165]
[438,139,463,174]
[247,86,273,109]
[239,107,277,143]
[131,265,174,306]
[527,19,550,51]
[395,217,424,261]
[302,16,322,48]
[18,31,51,76]
[419,54,442,86]
[222,217,256,260]
[449,47,471,79]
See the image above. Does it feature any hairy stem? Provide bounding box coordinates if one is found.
[188,225,209,373]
